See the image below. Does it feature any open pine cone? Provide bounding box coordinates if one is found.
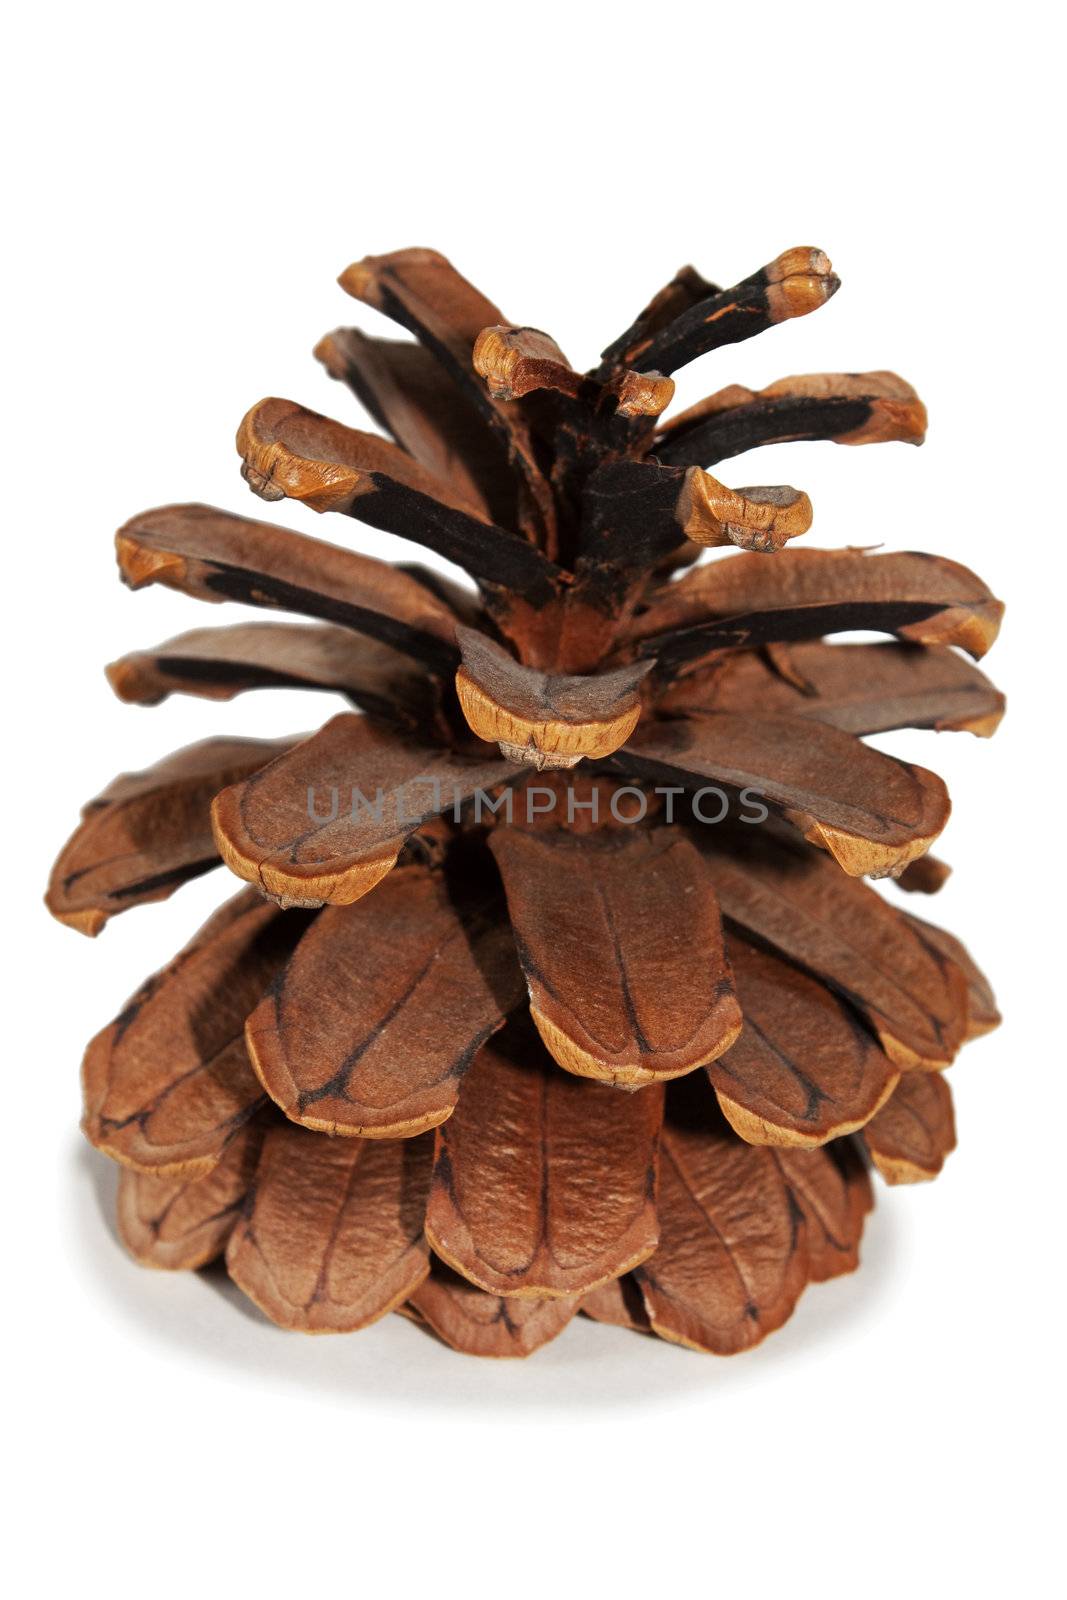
[47,247,1004,1358]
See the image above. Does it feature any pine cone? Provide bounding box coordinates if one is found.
[46,246,1003,1358]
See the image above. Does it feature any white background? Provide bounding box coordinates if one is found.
[5,4,1060,1594]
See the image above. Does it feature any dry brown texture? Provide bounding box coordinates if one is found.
[473,323,674,418]
[314,327,512,521]
[46,736,291,935]
[603,367,676,419]
[576,460,814,577]
[679,472,813,551]
[454,625,650,767]
[614,247,839,374]
[341,248,505,349]
[656,371,927,466]
[701,832,969,1069]
[226,1123,433,1331]
[633,1087,871,1353]
[895,855,952,895]
[903,915,1000,1038]
[473,325,584,401]
[237,396,477,515]
[48,242,1004,1359]
[588,1139,870,1337]
[338,246,556,549]
[425,1028,663,1298]
[483,588,625,675]
[235,398,564,602]
[861,1072,957,1183]
[83,889,308,1175]
[757,371,924,441]
[709,935,899,1147]
[774,1141,873,1280]
[106,621,440,730]
[670,641,1005,737]
[580,1275,653,1333]
[490,827,742,1085]
[236,403,563,608]
[597,262,719,371]
[763,247,841,320]
[245,865,524,1137]
[635,1093,809,1353]
[211,714,518,906]
[409,1262,582,1358]
[632,547,1004,663]
[117,1122,265,1270]
[625,712,950,877]
[115,503,461,671]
